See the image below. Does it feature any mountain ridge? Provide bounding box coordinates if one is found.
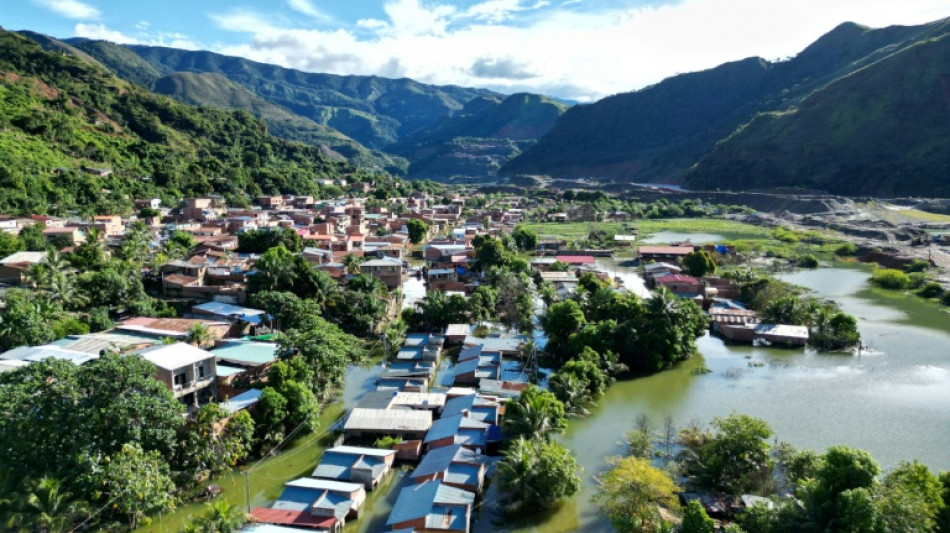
[501,17,950,196]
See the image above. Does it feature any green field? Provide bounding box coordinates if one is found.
[520,218,774,242]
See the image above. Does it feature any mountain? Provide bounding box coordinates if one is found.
[502,18,950,196]
[0,29,349,216]
[685,29,950,197]
[60,39,496,150]
[21,33,566,180]
[391,93,568,178]
[151,72,408,174]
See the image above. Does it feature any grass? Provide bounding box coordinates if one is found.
[520,218,774,243]
[136,402,346,532]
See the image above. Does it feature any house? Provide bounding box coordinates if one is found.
[271,478,366,523]
[211,341,279,381]
[451,353,501,386]
[359,256,404,290]
[642,262,683,282]
[717,323,809,347]
[0,344,98,366]
[461,333,525,357]
[444,324,469,345]
[135,343,217,407]
[343,408,432,440]
[386,481,475,533]
[0,251,47,285]
[411,445,487,493]
[424,414,490,452]
[311,446,396,490]
[221,388,263,415]
[376,369,433,392]
[247,509,338,532]
[441,394,501,426]
[42,226,85,245]
[637,244,695,262]
[554,255,596,266]
[116,317,231,340]
[191,301,268,335]
[654,274,704,296]
[356,391,446,413]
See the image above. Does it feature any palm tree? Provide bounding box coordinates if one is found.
[195,500,246,533]
[495,437,542,512]
[4,477,87,533]
[502,385,568,440]
[188,323,214,347]
[47,273,87,310]
[22,263,51,291]
[341,252,363,275]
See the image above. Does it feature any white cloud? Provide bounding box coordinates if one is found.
[286,0,332,21]
[210,0,950,101]
[74,23,205,50]
[33,0,100,20]
[74,23,138,44]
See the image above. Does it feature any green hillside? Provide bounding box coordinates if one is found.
[392,93,568,178]
[152,71,408,174]
[0,29,350,216]
[69,41,496,149]
[685,32,950,197]
[502,17,950,196]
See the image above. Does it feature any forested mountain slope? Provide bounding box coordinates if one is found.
[502,17,950,196]
[0,29,350,216]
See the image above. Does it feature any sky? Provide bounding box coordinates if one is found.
[4,0,949,102]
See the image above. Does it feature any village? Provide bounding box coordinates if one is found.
[0,180,849,533]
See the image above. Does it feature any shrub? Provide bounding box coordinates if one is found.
[942,292,950,306]
[797,254,819,268]
[904,259,931,273]
[870,269,911,290]
[917,282,944,299]
[835,243,859,256]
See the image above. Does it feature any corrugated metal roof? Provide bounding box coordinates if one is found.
[386,481,474,526]
[412,445,482,479]
[424,415,489,444]
[221,388,263,414]
[136,343,214,370]
[344,408,432,432]
[212,341,279,366]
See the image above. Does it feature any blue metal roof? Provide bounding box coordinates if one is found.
[386,481,474,526]
[424,415,489,444]
[212,341,279,366]
[412,445,482,479]
[221,388,263,414]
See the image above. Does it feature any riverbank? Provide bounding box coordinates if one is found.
[493,262,950,532]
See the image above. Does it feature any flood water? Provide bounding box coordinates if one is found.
[485,263,950,533]
[144,264,950,532]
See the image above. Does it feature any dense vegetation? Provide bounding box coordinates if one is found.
[0,29,351,216]
[687,27,950,196]
[503,18,950,196]
[23,32,570,180]
[594,412,950,533]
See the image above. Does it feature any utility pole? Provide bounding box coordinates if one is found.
[244,470,251,513]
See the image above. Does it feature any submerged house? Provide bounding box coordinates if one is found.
[424,414,490,452]
[410,444,487,493]
[343,408,433,441]
[311,446,396,490]
[270,478,366,524]
[386,480,475,533]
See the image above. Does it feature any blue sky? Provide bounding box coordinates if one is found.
[5,0,949,101]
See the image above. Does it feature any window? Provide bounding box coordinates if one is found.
[174,372,187,386]
[197,364,206,379]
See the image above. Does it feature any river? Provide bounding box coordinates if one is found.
[483,263,950,533]
[144,264,950,532]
